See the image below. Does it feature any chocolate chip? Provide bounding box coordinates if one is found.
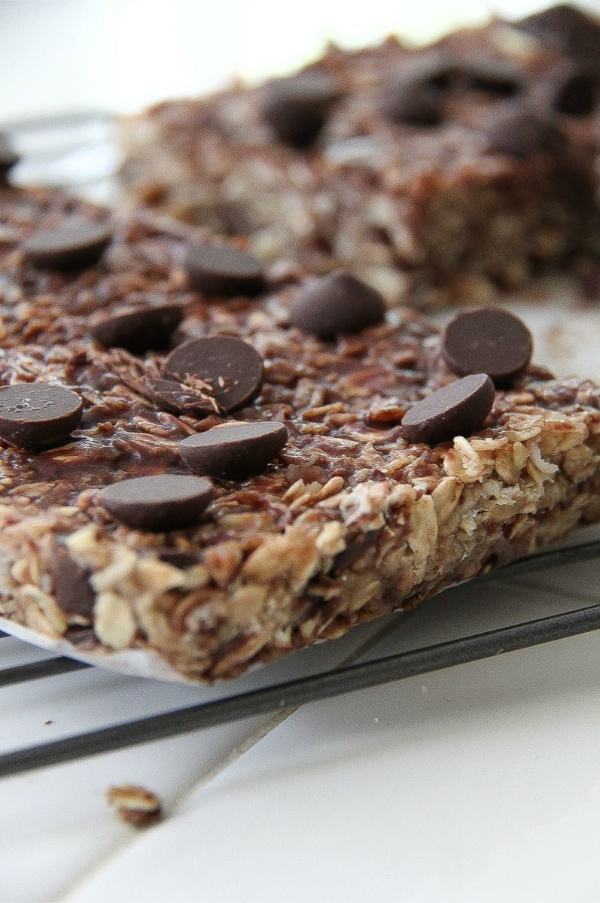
[101,474,213,532]
[483,110,562,158]
[541,65,599,116]
[331,531,380,575]
[179,421,288,479]
[577,262,600,300]
[381,78,444,126]
[515,5,600,71]
[22,220,112,270]
[0,133,19,182]
[402,373,495,445]
[554,70,598,115]
[146,378,220,418]
[157,548,201,568]
[516,3,581,43]
[51,549,95,619]
[164,336,264,413]
[261,72,341,147]
[64,625,97,648]
[91,304,184,353]
[0,383,83,449]
[441,307,533,386]
[289,271,386,338]
[184,243,265,298]
[381,56,451,126]
[460,58,521,98]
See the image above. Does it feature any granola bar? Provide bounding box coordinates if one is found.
[119,6,600,308]
[1,184,600,682]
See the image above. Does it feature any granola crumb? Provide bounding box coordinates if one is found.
[106,783,163,828]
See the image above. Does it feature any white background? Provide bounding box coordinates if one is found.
[0,0,600,120]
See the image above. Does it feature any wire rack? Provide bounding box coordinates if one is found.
[2,112,600,782]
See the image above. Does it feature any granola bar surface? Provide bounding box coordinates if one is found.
[120,13,600,308]
[1,185,600,682]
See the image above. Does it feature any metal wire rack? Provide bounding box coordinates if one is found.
[2,112,600,782]
[2,540,600,779]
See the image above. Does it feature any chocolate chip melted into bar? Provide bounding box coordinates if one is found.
[0,188,595,540]
[0,383,83,449]
[102,474,214,531]
[402,374,495,444]
[165,336,264,413]
[180,421,289,479]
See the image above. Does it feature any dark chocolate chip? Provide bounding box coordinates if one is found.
[51,549,95,619]
[483,110,562,158]
[515,5,600,70]
[441,307,533,386]
[402,373,495,445]
[157,549,201,569]
[516,3,583,43]
[0,133,19,181]
[146,378,220,418]
[460,58,521,98]
[64,625,98,648]
[553,70,598,115]
[545,65,599,116]
[101,474,213,532]
[289,270,386,338]
[164,336,264,413]
[261,72,341,147]
[0,383,83,449]
[381,78,444,126]
[381,56,451,126]
[578,262,600,300]
[331,530,380,575]
[184,243,265,298]
[22,220,112,270]
[91,304,184,353]
[179,421,288,479]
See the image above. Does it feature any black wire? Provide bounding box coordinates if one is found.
[0,657,90,687]
[2,602,600,779]
[1,538,600,776]
[491,539,600,580]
